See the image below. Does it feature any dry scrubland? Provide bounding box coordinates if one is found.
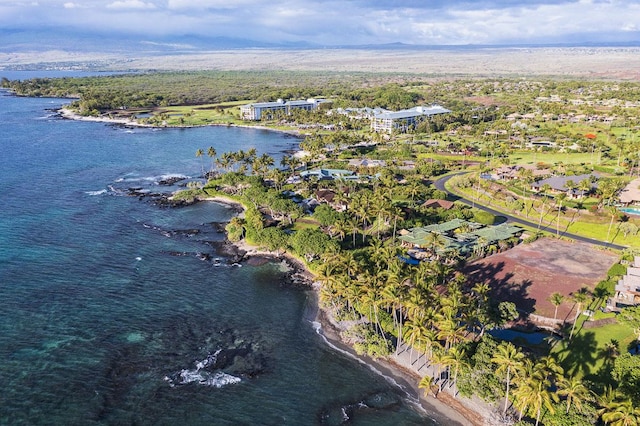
[4,47,640,79]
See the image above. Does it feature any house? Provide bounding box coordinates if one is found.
[299,169,356,180]
[348,159,387,168]
[398,219,523,258]
[531,174,598,199]
[240,98,329,121]
[314,189,349,211]
[371,105,451,133]
[619,178,640,206]
[609,257,640,309]
[421,199,455,210]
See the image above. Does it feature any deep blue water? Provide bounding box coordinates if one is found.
[0,84,440,425]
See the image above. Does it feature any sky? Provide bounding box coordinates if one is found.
[1,0,640,47]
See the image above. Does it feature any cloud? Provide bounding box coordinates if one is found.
[0,0,639,46]
[106,0,156,9]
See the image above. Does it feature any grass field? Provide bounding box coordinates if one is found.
[509,151,597,165]
[551,316,634,381]
[144,101,249,126]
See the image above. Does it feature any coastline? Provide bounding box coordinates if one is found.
[205,195,495,426]
[57,107,304,137]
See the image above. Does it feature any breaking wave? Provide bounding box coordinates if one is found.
[164,350,241,389]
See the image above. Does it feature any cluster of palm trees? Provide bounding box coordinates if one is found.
[313,237,640,425]
[196,147,276,179]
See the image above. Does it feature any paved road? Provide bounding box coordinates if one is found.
[434,172,627,251]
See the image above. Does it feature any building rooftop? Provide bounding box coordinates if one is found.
[619,178,640,204]
[373,105,451,120]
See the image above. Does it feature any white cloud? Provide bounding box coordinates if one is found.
[0,0,639,46]
[106,0,156,9]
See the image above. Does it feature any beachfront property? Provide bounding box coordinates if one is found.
[240,98,329,121]
[332,107,390,119]
[608,257,640,309]
[398,218,524,259]
[371,105,451,133]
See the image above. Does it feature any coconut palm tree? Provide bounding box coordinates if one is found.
[492,341,526,414]
[549,292,565,321]
[601,398,640,426]
[419,375,438,398]
[206,146,217,176]
[512,364,558,426]
[439,345,468,396]
[569,287,591,340]
[195,148,205,176]
[558,375,590,414]
[555,192,567,236]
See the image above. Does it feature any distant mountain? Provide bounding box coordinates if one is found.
[0,29,314,53]
[2,28,638,54]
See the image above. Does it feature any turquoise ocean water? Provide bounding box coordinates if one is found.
[0,73,440,425]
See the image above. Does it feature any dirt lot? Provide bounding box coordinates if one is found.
[465,238,618,321]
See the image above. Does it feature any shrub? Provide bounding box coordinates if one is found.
[608,262,627,278]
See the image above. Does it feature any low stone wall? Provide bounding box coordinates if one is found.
[582,317,618,329]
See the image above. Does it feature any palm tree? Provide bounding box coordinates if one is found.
[555,192,567,236]
[569,287,591,340]
[606,205,621,243]
[419,375,438,398]
[195,148,205,176]
[424,231,447,259]
[492,341,525,414]
[558,375,590,414]
[440,345,468,396]
[549,292,565,321]
[207,146,217,176]
[512,365,558,426]
[601,398,640,426]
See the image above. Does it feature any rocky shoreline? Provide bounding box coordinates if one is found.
[113,145,492,424]
[197,196,491,426]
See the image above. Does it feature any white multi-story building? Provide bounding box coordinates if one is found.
[371,105,450,133]
[240,98,328,121]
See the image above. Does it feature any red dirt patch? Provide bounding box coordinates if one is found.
[466,238,617,321]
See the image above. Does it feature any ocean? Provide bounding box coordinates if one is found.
[0,73,439,425]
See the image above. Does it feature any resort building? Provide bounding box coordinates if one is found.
[240,98,329,121]
[398,219,523,259]
[371,105,451,133]
[332,107,390,119]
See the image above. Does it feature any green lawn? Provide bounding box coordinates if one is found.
[509,151,598,165]
[291,219,321,231]
[146,101,249,126]
[551,316,634,382]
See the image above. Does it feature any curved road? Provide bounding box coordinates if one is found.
[434,172,627,251]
